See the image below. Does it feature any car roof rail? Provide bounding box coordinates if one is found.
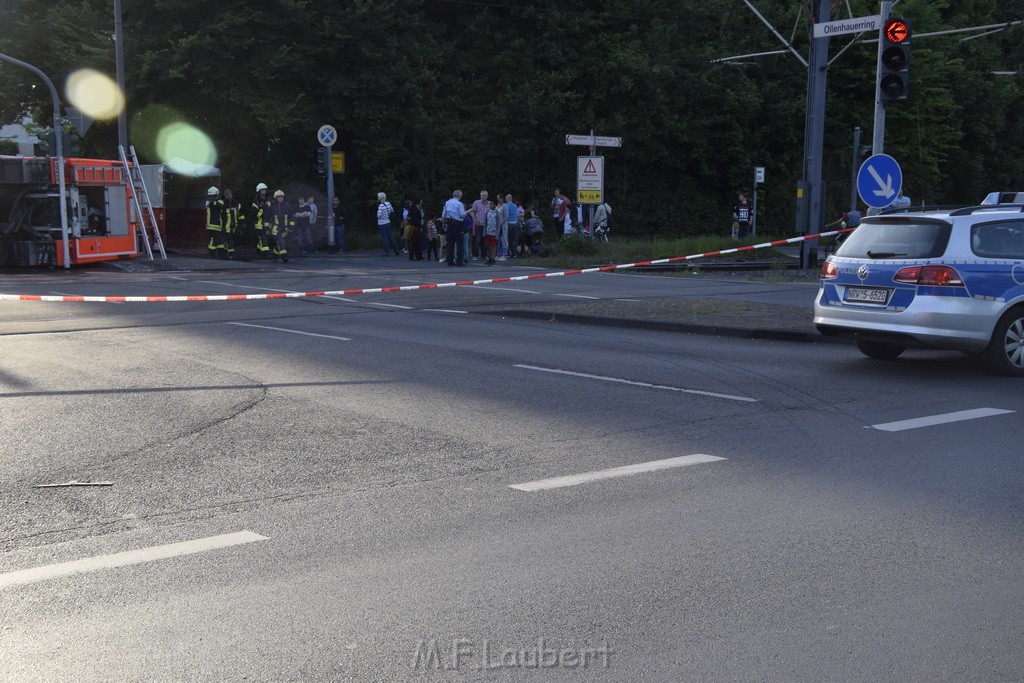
[948,204,1024,216]
[876,205,967,215]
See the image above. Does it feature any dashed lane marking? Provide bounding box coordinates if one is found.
[509,454,726,492]
[225,322,351,341]
[869,407,1015,432]
[468,285,543,295]
[369,302,413,310]
[514,364,758,403]
[0,531,268,590]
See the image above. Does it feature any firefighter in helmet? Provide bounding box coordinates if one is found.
[222,188,239,259]
[206,186,227,259]
[266,189,292,263]
[248,182,271,260]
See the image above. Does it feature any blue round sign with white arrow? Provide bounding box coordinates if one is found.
[857,153,903,209]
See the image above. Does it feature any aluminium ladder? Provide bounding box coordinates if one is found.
[117,145,166,260]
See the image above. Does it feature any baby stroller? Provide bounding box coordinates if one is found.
[525,222,544,254]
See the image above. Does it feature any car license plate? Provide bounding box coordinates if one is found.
[845,287,890,304]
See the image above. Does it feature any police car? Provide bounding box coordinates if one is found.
[814,205,1024,375]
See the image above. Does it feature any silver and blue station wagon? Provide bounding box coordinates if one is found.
[815,205,1024,375]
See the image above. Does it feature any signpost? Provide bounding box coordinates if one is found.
[566,131,621,233]
[317,125,338,248]
[753,166,765,237]
[857,153,903,209]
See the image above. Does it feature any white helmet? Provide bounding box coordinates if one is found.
[207,186,219,196]
[256,182,268,192]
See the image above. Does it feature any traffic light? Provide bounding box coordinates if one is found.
[879,17,911,101]
[63,133,81,157]
[316,147,326,176]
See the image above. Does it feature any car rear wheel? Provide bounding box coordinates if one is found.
[982,309,1024,376]
[856,340,907,360]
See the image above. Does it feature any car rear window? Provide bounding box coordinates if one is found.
[835,219,952,259]
[971,220,1024,258]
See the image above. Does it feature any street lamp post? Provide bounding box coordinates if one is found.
[0,52,71,269]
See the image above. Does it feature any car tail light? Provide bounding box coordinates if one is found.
[893,265,964,286]
[820,261,838,279]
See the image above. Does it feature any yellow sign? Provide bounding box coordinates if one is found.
[578,189,602,204]
[331,151,345,173]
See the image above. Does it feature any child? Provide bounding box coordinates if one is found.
[484,199,499,265]
[402,219,415,254]
[426,218,440,262]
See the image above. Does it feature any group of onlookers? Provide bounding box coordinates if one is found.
[378,190,547,266]
[208,182,611,263]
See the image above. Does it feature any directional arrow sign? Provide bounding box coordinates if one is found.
[857,154,903,209]
[566,134,622,148]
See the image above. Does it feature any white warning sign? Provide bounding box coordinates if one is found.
[577,156,604,204]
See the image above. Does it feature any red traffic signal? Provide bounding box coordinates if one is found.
[879,17,911,101]
[884,19,909,44]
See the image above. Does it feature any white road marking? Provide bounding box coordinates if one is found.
[168,276,189,281]
[226,322,351,341]
[468,285,542,295]
[870,407,1015,432]
[615,298,641,302]
[514,364,758,403]
[0,531,268,590]
[422,309,468,314]
[509,454,726,492]
[368,302,413,310]
[554,293,600,300]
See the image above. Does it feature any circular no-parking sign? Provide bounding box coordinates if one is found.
[317,125,337,147]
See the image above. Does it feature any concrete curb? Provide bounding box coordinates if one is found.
[477,309,852,345]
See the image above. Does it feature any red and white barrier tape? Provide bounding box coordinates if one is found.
[0,229,852,303]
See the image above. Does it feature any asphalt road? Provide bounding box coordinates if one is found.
[1,254,1022,681]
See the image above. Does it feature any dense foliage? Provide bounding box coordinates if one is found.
[2,0,1023,236]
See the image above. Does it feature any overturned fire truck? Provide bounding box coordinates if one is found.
[0,153,219,267]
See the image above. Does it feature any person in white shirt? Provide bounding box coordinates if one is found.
[442,190,468,266]
[376,192,400,256]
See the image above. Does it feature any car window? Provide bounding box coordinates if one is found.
[971,220,1024,258]
[835,219,952,259]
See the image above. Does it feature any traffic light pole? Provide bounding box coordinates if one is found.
[326,155,335,250]
[0,52,71,269]
[850,126,862,211]
[799,0,830,270]
[872,1,893,154]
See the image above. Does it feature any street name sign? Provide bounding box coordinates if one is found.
[813,15,881,39]
[857,154,903,208]
[577,156,604,204]
[566,134,622,148]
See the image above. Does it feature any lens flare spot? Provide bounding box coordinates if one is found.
[65,69,125,120]
[156,122,217,176]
